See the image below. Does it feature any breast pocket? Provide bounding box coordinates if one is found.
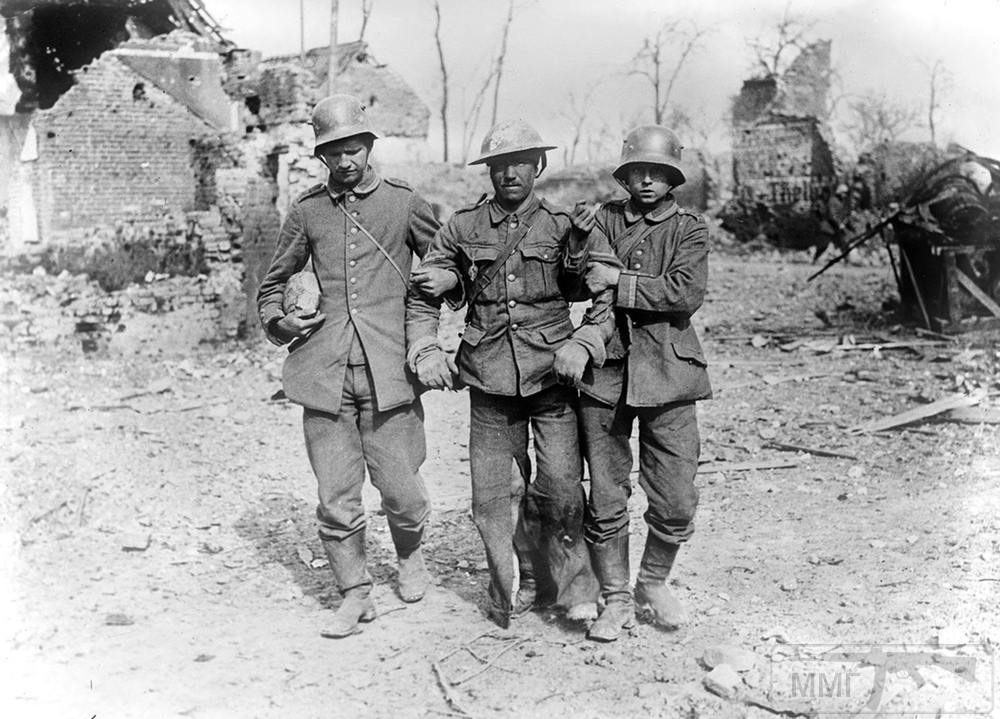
[460,244,502,300]
[520,242,561,298]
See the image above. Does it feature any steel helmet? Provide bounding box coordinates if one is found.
[613,125,686,187]
[469,119,557,166]
[310,94,379,155]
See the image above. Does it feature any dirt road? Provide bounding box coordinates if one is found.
[2,256,997,718]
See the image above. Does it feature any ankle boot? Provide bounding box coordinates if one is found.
[587,534,634,642]
[397,547,431,603]
[321,586,376,638]
[320,531,376,638]
[634,535,688,628]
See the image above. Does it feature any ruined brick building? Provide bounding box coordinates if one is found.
[0,0,431,341]
[724,41,839,248]
[1,0,431,251]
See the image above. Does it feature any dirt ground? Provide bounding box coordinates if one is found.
[2,252,998,719]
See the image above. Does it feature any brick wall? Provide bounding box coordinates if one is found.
[27,54,213,238]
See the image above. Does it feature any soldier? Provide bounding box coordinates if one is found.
[257,94,440,638]
[406,120,613,627]
[577,126,712,642]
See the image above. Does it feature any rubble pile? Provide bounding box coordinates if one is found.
[0,263,245,354]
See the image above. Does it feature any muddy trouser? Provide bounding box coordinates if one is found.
[578,393,700,546]
[468,385,597,615]
[303,364,430,555]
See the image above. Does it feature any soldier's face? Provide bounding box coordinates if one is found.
[318,136,372,187]
[488,152,540,207]
[625,164,672,208]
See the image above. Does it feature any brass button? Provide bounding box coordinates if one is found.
[351,293,358,299]
[350,278,357,284]
[633,263,641,269]
[507,273,516,281]
[349,260,357,267]
[348,196,357,203]
[636,250,643,256]
[349,243,357,250]
[350,227,358,234]
[508,300,517,308]
[511,323,519,331]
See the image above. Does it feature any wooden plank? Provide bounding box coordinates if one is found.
[849,392,984,434]
[954,267,1000,318]
[697,459,799,473]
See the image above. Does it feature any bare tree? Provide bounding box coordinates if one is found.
[358,0,375,43]
[431,0,450,162]
[430,0,518,164]
[489,0,515,128]
[460,66,498,164]
[842,91,920,155]
[560,86,598,167]
[921,58,952,147]
[748,1,814,77]
[629,19,709,125]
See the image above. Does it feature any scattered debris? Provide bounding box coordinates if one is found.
[701,645,759,673]
[121,533,152,552]
[105,613,134,626]
[703,663,741,700]
[766,440,858,460]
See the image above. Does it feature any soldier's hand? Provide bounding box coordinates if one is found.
[553,343,590,385]
[570,200,597,234]
[274,311,326,341]
[410,267,459,298]
[415,349,454,390]
[585,261,621,294]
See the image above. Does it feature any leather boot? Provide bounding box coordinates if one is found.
[634,534,688,628]
[320,531,376,638]
[397,547,431,603]
[587,534,634,642]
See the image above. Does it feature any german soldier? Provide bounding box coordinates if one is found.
[257,94,440,638]
[406,120,613,627]
[578,125,712,641]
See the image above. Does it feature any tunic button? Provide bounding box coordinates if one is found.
[636,250,643,256]
[350,243,357,250]
[351,293,358,299]
[352,212,359,217]
[508,300,517,308]
[507,273,516,281]
[633,263,641,269]
[511,323,519,331]
[349,260,357,267]
[348,196,357,203]
[350,277,357,284]
[350,227,358,234]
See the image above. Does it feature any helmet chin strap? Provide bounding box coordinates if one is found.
[535,153,548,178]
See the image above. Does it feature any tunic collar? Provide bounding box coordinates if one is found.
[327,165,381,200]
[624,196,677,224]
[487,192,540,226]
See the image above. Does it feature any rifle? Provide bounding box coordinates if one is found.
[807,209,901,282]
[817,648,978,711]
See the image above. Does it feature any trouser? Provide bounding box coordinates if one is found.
[303,364,430,555]
[579,393,700,546]
[469,385,597,614]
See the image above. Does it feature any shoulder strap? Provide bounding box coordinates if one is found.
[614,220,660,260]
[467,220,533,306]
[327,190,408,288]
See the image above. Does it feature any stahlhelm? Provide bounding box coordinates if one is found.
[310,94,379,155]
[613,125,686,187]
[469,119,557,168]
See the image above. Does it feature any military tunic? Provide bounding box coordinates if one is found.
[578,197,712,546]
[405,192,610,617]
[257,166,439,546]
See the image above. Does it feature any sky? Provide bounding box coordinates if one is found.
[5,0,1000,165]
